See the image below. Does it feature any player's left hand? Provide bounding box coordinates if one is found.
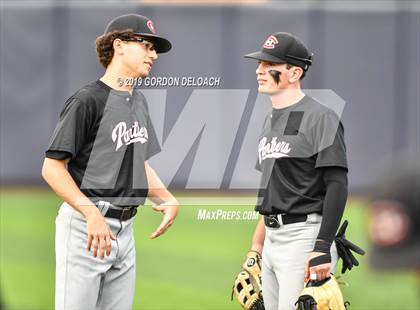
[150,202,179,239]
[304,251,332,283]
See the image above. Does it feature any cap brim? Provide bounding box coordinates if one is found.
[135,33,172,53]
[244,51,286,64]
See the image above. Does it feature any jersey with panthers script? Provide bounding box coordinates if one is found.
[45,80,161,207]
[255,95,347,215]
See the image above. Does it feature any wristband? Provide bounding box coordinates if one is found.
[313,239,332,253]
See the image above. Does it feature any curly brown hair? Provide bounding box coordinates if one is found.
[95,30,138,68]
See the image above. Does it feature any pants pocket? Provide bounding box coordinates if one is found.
[96,273,106,307]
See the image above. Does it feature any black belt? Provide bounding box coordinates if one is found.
[264,214,307,228]
[95,201,138,221]
[104,206,138,221]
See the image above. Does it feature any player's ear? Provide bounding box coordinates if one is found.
[113,38,124,56]
[289,66,303,83]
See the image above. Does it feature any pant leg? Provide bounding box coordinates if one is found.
[266,222,315,310]
[98,218,136,310]
[262,229,280,310]
[55,203,116,310]
[264,214,339,310]
[275,241,310,310]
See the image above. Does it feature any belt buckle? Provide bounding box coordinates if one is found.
[120,207,132,221]
[267,215,281,228]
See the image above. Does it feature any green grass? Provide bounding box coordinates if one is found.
[0,189,419,310]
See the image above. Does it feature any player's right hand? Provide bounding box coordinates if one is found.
[85,208,117,259]
[150,202,179,239]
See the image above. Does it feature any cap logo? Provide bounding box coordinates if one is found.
[147,20,156,34]
[263,35,278,49]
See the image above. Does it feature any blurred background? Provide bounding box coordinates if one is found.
[0,0,419,309]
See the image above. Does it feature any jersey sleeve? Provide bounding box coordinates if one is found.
[255,158,262,172]
[312,112,348,170]
[145,115,161,160]
[45,98,91,160]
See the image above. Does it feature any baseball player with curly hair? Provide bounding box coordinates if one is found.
[42,14,179,309]
[244,32,348,310]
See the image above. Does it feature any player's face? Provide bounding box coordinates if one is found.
[121,36,158,78]
[255,61,293,95]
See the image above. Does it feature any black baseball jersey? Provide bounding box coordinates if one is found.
[255,95,347,215]
[45,80,161,207]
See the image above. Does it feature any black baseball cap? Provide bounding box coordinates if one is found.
[244,32,313,71]
[104,14,172,53]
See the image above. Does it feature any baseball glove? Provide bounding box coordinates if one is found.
[295,275,348,310]
[231,251,265,310]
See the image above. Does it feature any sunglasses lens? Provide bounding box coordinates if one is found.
[139,39,155,51]
[124,38,155,51]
